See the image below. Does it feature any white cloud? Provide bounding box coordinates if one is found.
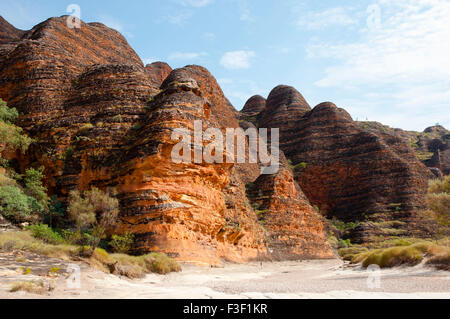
[176,0,213,7]
[307,0,450,130]
[218,78,263,109]
[297,7,357,30]
[164,11,193,25]
[168,52,208,60]
[237,0,254,22]
[220,51,255,70]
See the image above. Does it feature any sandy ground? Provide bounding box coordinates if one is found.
[0,251,449,299]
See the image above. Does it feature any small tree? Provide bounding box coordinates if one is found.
[0,99,32,154]
[23,167,49,216]
[68,187,119,255]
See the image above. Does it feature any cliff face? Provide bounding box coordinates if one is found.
[145,62,172,88]
[253,90,437,243]
[110,67,268,264]
[0,16,333,264]
[247,155,334,260]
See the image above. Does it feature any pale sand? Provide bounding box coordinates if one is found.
[0,251,449,299]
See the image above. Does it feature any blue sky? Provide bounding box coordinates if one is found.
[1,0,449,131]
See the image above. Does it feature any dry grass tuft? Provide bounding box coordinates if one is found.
[351,240,450,269]
[10,280,46,295]
[0,231,181,278]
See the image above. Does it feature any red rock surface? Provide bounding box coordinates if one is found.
[259,85,311,132]
[257,94,437,243]
[0,16,25,44]
[0,17,333,264]
[240,95,266,126]
[354,122,449,176]
[247,156,334,260]
[145,62,172,88]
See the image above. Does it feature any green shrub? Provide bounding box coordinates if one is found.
[338,246,368,261]
[61,229,93,246]
[0,99,33,153]
[361,246,424,268]
[26,224,63,245]
[0,185,33,220]
[109,233,134,254]
[68,187,119,255]
[293,162,307,172]
[355,242,448,268]
[426,176,450,227]
[23,167,49,215]
[338,238,352,248]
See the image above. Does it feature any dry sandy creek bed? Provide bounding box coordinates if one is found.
[0,251,449,299]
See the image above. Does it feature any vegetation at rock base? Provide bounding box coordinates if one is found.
[109,232,135,254]
[426,176,450,227]
[10,280,46,295]
[0,99,48,223]
[26,224,64,245]
[0,231,181,276]
[353,241,449,269]
[68,187,119,256]
[335,177,450,269]
[0,98,180,277]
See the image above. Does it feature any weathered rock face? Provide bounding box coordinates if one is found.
[0,16,25,44]
[355,123,450,176]
[247,155,334,260]
[259,85,311,131]
[145,62,172,88]
[409,126,449,176]
[257,95,436,243]
[0,16,333,264]
[110,68,268,264]
[242,95,266,116]
[0,16,158,195]
[240,95,266,126]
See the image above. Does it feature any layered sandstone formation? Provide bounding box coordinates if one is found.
[355,122,449,177]
[251,88,437,243]
[0,16,333,263]
[247,155,334,260]
[0,16,25,44]
[145,62,172,88]
[240,95,266,126]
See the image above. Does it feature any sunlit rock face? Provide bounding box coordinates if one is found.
[247,155,335,260]
[0,16,333,264]
[145,62,172,88]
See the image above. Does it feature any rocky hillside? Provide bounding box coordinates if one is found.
[0,16,334,264]
[355,122,449,177]
[243,88,442,243]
